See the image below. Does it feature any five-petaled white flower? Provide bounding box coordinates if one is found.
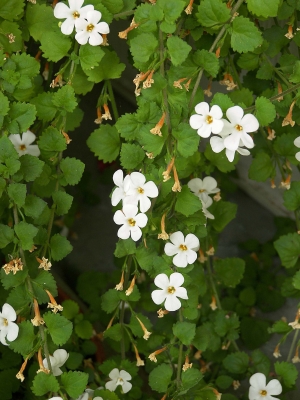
[54,0,94,35]
[164,231,200,268]
[210,132,251,162]
[43,349,69,376]
[151,272,188,312]
[111,169,132,206]
[189,102,224,138]
[75,10,109,46]
[0,303,19,346]
[249,372,282,400]
[76,387,103,400]
[188,176,219,203]
[221,105,259,152]
[113,204,147,242]
[105,368,132,394]
[9,130,40,157]
[294,136,300,162]
[126,172,159,212]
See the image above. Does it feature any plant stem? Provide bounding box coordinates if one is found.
[159,28,172,137]
[287,329,299,362]
[120,257,132,360]
[176,309,184,387]
[107,79,119,121]
[229,55,242,89]
[189,0,245,108]
[114,10,135,18]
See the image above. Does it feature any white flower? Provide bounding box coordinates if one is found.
[188,177,219,203]
[201,196,214,220]
[294,136,300,161]
[49,398,64,400]
[105,368,132,394]
[126,172,159,212]
[76,387,103,400]
[113,204,148,241]
[43,349,69,376]
[75,10,109,46]
[111,169,132,206]
[151,272,188,312]
[54,0,94,35]
[9,130,40,157]
[249,372,282,400]
[189,102,224,138]
[0,303,19,346]
[221,106,259,151]
[164,231,199,268]
[210,133,251,162]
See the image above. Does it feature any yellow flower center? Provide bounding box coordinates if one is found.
[235,124,243,131]
[86,23,94,32]
[199,189,205,193]
[206,115,213,124]
[19,144,26,151]
[167,286,176,294]
[259,390,267,396]
[3,318,8,326]
[179,244,188,251]
[73,11,80,18]
[137,187,144,194]
[128,218,136,227]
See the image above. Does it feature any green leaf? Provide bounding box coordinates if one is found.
[120,143,145,169]
[38,126,67,153]
[0,0,24,20]
[31,92,57,122]
[114,238,136,258]
[23,195,47,219]
[173,123,200,157]
[62,299,79,320]
[237,53,260,71]
[228,88,253,108]
[103,323,123,341]
[175,185,203,217]
[180,368,203,394]
[32,373,60,396]
[149,364,173,393]
[6,285,31,311]
[31,270,57,304]
[87,125,120,163]
[79,45,105,70]
[0,92,9,119]
[223,352,249,374]
[50,234,73,261]
[5,102,36,134]
[251,350,271,376]
[60,157,85,186]
[14,221,38,251]
[193,322,221,352]
[196,0,231,28]
[52,191,73,216]
[273,133,298,161]
[52,86,77,114]
[283,181,300,211]
[231,16,263,53]
[269,320,292,334]
[290,61,300,83]
[211,93,234,113]
[167,36,191,66]
[216,376,233,390]
[209,200,237,232]
[85,49,125,82]
[204,144,237,172]
[129,313,152,337]
[240,317,270,350]
[101,0,123,13]
[40,31,71,62]
[274,233,300,268]
[75,320,93,339]
[247,0,280,18]
[275,362,298,388]
[173,321,196,345]
[248,152,275,182]
[10,321,36,357]
[15,154,44,182]
[193,49,220,77]
[101,289,121,313]
[214,258,245,288]
[44,312,73,346]
[255,97,276,126]
[65,352,83,370]
[0,267,27,290]
[61,371,89,398]
[130,33,158,66]
[7,183,26,207]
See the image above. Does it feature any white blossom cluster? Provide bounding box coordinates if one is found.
[112,169,158,242]
[190,102,259,162]
[54,0,109,46]
[188,176,220,219]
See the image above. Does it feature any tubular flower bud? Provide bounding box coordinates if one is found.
[16,357,29,382]
[198,249,208,264]
[37,348,50,374]
[46,290,63,314]
[150,112,165,136]
[210,295,217,311]
[143,69,155,89]
[277,81,283,102]
[288,309,300,329]
[182,355,193,371]
[233,380,240,390]
[37,257,52,271]
[194,350,202,359]
[215,46,221,58]
[267,127,276,140]
[105,315,116,331]
[204,78,213,97]
[292,346,300,363]
[271,179,276,189]
[162,157,175,182]
[173,77,187,89]
[62,131,72,144]
[148,347,167,362]
[115,270,125,291]
[183,78,192,91]
[280,174,291,190]
[133,344,145,366]
[125,275,136,296]
[282,100,296,127]
[50,74,65,88]
[35,50,42,61]
[102,103,112,120]
[220,73,237,91]
[94,106,103,124]
[31,299,45,326]
[206,246,215,256]
[158,213,169,240]
[136,316,152,340]
[212,388,222,400]
[118,20,139,39]
[157,308,169,318]
[172,165,181,192]
[2,258,23,275]
[42,62,49,80]
[101,33,109,46]
[185,0,194,14]
[285,25,294,39]
[273,343,282,358]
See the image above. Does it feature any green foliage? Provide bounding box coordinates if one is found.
[223,352,249,374]
[209,201,237,232]
[130,33,158,67]
[275,362,298,388]
[283,181,300,210]
[32,373,60,396]
[114,239,136,258]
[31,270,57,304]
[62,300,80,320]
[101,289,121,313]
[50,234,73,261]
[120,143,145,169]
[167,36,191,66]
[248,152,275,182]
[175,186,203,217]
[254,97,276,126]
[14,221,38,250]
[173,321,196,345]
[0,224,14,248]
[87,125,121,163]
[193,49,220,77]
[52,191,73,216]
[61,371,89,398]
[43,312,73,346]
[149,364,173,393]
[247,0,280,17]
[173,123,200,157]
[196,0,231,28]
[9,321,36,357]
[274,233,300,268]
[75,320,93,339]
[231,17,263,53]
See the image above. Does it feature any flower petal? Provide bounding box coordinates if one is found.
[164,243,179,257]
[224,131,240,151]
[130,172,146,187]
[185,234,200,250]
[89,31,103,46]
[189,114,204,130]
[22,130,37,145]
[241,113,259,133]
[197,123,212,138]
[69,0,84,10]
[27,145,40,157]
[169,231,185,246]
[138,195,151,213]
[109,368,120,380]
[211,118,224,134]
[6,322,19,342]
[87,10,101,24]
[60,18,75,35]
[225,148,235,162]
[123,204,138,218]
[105,380,117,392]
[54,3,70,18]
[226,105,244,125]
[296,151,300,162]
[154,273,169,289]
[294,136,300,148]
[210,104,223,119]
[130,226,142,241]
[75,30,89,45]
[173,252,188,268]
[186,249,197,264]
[53,349,69,367]
[80,4,95,18]
[96,21,110,34]
[195,102,209,116]
[113,169,124,187]
[202,176,218,193]
[265,379,282,395]
[135,213,148,228]
[240,131,254,149]
[143,181,158,198]
[2,303,16,321]
[113,210,126,225]
[122,381,132,393]
[210,136,225,153]
[187,178,202,194]
[8,134,22,147]
[111,188,124,206]
[237,147,250,156]
[249,372,266,389]
[117,225,130,240]
[119,370,132,381]
[0,329,8,345]
[151,289,166,305]
[169,272,184,287]
[164,295,181,311]
[175,286,188,299]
